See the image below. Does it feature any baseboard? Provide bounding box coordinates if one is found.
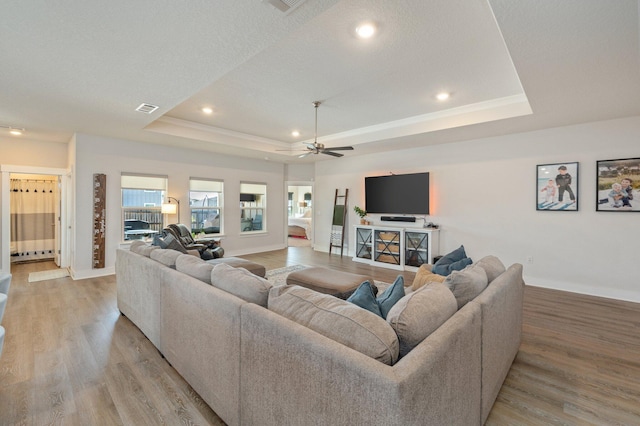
[227,243,286,257]
[70,266,115,280]
[524,275,640,304]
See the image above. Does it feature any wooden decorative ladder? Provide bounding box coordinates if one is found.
[329,189,348,256]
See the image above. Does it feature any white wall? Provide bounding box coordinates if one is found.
[72,133,286,279]
[285,163,314,181]
[0,137,68,168]
[314,116,640,302]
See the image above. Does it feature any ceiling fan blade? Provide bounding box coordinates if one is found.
[305,143,317,150]
[322,151,344,158]
[324,146,353,151]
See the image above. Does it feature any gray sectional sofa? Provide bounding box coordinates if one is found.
[116,242,524,426]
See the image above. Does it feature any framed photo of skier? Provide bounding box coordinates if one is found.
[536,162,579,211]
[596,158,640,212]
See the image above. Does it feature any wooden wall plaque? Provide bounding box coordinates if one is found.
[92,173,106,269]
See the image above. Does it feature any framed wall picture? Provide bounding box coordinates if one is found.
[536,162,578,211]
[596,158,640,212]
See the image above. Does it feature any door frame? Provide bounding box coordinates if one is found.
[285,181,314,246]
[1,164,71,273]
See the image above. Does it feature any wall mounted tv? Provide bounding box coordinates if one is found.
[365,172,429,215]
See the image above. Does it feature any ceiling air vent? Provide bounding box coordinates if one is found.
[262,0,308,14]
[136,103,159,114]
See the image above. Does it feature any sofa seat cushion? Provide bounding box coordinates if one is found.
[387,283,457,357]
[211,263,272,307]
[268,285,399,365]
[475,255,506,283]
[444,263,489,309]
[411,264,446,291]
[150,248,183,268]
[286,267,373,299]
[207,257,266,278]
[176,254,214,284]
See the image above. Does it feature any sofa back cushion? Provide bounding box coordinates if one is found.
[475,255,506,283]
[269,285,399,365]
[387,283,457,357]
[443,263,489,309]
[150,248,183,268]
[130,241,159,257]
[176,254,214,284]
[210,263,272,307]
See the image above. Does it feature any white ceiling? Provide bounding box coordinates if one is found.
[2,0,640,162]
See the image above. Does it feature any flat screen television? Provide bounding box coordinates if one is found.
[365,172,429,215]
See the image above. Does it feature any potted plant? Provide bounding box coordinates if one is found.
[354,206,368,224]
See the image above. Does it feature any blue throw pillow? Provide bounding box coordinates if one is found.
[347,281,382,317]
[348,276,405,319]
[432,245,470,275]
[377,275,405,319]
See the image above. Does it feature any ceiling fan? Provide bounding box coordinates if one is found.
[293,101,354,158]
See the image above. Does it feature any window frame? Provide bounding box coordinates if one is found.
[240,182,266,234]
[189,178,224,236]
[121,173,168,243]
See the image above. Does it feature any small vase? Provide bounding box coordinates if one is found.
[360,218,366,225]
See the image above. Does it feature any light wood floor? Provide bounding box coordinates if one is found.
[1,248,639,425]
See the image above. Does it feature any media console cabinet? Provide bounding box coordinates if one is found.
[353,225,439,271]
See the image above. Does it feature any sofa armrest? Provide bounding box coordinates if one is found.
[239,302,482,426]
[470,263,524,423]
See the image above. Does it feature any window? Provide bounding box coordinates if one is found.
[121,174,167,242]
[190,178,223,235]
[240,182,266,232]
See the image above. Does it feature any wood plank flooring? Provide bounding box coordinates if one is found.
[1,248,639,425]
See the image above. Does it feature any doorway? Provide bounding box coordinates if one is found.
[9,173,59,265]
[1,165,70,275]
[286,183,313,247]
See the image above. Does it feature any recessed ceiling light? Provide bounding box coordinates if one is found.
[436,92,450,101]
[291,130,300,137]
[202,107,213,114]
[355,22,376,39]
